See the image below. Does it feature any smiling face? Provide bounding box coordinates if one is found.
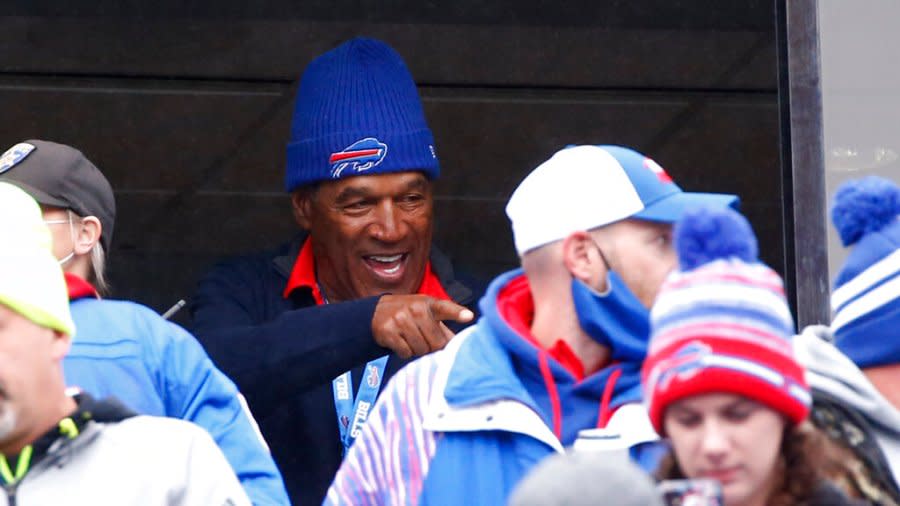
[292,171,434,303]
[664,393,786,506]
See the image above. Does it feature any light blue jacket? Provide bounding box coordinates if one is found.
[64,296,289,506]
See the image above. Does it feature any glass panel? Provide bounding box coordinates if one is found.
[820,1,900,284]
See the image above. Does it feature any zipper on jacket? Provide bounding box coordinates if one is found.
[4,482,17,506]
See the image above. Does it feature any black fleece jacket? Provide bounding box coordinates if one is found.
[189,233,479,505]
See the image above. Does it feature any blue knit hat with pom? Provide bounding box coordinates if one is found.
[284,37,440,192]
[830,176,900,368]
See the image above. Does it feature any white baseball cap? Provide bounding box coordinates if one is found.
[505,145,738,255]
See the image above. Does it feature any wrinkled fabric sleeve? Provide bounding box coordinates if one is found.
[156,314,290,506]
[177,422,254,506]
[189,257,389,418]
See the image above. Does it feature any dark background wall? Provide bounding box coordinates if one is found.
[0,1,782,324]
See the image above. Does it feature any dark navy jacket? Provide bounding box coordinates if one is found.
[189,234,478,505]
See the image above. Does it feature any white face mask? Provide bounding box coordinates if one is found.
[43,210,77,266]
[57,250,75,266]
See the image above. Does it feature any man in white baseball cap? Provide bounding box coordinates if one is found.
[325,145,737,505]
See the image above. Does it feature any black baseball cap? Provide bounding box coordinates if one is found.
[0,140,116,252]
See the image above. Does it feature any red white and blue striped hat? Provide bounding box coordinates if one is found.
[641,206,810,434]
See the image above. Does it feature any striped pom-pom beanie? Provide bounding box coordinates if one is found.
[829,176,900,369]
[285,37,439,191]
[641,206,810,434]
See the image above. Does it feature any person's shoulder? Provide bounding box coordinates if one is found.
[389,325,479,396]
[105,415,215,447]
[69,298,175,344]
[73,297,161,318]
[73,297,192,339]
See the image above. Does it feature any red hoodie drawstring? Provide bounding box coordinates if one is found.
[596,367,622,428]
[537,351,563,439]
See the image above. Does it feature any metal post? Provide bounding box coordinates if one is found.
[775,0,830,326]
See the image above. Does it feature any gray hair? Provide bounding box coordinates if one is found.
[89,241,109,295]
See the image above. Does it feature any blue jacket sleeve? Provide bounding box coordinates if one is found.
[155,315,291,506]
[189,257,390,419]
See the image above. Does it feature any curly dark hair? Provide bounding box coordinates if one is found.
[656,421,827,506]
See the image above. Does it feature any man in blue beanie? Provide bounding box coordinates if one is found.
[792,176,900,503]
[190,37,478,504]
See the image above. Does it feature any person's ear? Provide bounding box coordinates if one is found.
[49,330,72,362]
[73,216,101,255]
[291,190,315,230]
[562,231,608,287]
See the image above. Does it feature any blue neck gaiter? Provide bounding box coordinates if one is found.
[571,271,650,363]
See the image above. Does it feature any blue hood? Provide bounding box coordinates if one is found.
[443,269,643,445]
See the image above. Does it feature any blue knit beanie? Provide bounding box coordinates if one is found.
[285,37,440,192]
[830,176,900,368]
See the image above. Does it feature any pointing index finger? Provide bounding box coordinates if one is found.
[429,299,474,323]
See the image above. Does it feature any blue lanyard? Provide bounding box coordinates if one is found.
[318,285,390,455]
[332,355,389,455]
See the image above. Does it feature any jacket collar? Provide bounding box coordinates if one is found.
[422,327,564,453]
[65,273,99,301]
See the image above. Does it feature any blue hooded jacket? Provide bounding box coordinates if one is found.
[63,279,289,506]
[326,269,661,505]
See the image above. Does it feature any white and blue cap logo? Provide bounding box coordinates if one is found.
[0,142,36,175]
[506,145,739,255]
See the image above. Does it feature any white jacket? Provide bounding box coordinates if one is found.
[2,415,251,506]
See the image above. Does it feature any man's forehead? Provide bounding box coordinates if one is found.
[323,171,430,196]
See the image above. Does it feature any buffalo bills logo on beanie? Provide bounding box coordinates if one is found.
[330,137,388,178]
[830,176,900,369]
[642,206,810,434]
[285,38,439,191]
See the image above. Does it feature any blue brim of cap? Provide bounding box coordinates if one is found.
[632,192,739,223]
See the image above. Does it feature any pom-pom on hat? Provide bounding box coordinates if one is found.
[642,206,810,434]
[829,176,900,368]
[0,182,75,336]
[285,37,439,192]
[505,145,738,255]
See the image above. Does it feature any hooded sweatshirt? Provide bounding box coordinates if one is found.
[794,326,900,495]
[325,269,658,506]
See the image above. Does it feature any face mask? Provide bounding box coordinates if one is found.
[44,210,76,266]
[58,251,75,266]
[571,271,650,362]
